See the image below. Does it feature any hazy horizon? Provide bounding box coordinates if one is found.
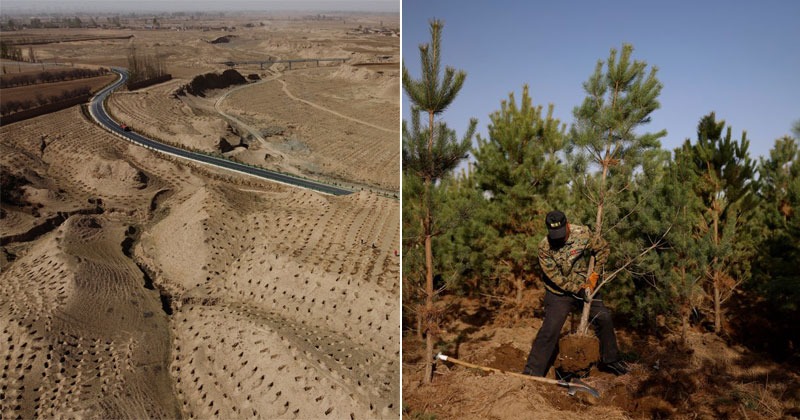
[0,0,398,15]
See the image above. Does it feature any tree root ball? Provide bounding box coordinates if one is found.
[556,334,599,372]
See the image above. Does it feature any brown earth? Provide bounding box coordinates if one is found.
[1,11,399,420]
[50,16,402,192]
[0,59,68,74]
[213,65,399,191]
[403,294,800,419]
[557,334,600,372]
[0,74,116,105]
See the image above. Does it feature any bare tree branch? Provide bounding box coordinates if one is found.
[591,224,672,297]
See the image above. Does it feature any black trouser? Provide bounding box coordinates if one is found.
[523,289,620,376]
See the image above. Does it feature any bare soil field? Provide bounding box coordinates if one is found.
[0,74,116,105]
[52,15,402,191]
[1,11,399,420]
[403,293,800,419]
[0,58,68,73]
[216,65,399,190]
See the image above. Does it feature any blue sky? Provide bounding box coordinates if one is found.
[402,0,800,159]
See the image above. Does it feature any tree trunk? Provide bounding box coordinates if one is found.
[713,273,722,334]
[682,310,689,344]
[514,274,524,321]
[577,271,594,335]
[577,162,610,335]
[680,266,689,343]
[416,307,423,341]
[423,199,434,383]
[423,110,436,384]
[711,198,722,334]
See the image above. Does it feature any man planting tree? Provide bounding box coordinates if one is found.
[521,43,667,378]
[522,210,629,377]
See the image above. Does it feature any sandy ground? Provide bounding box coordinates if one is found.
[402,294,800,419]
[1,11,399,420]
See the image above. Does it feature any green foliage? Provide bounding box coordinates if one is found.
[402,19,465,117]
[614,146,708,331]
[678,112,759,332]
[434,169,485,295]
[753,136,800,313]
[687,113,758,215]
[469,85,568,303]
[413,40,797,347]
[402,18,475,382]
[402,172,425,311]
[402,107,475,182]
[569,43,667,233]
[401,17,476,296]
[402,404,438,420]
[568,43,667,334]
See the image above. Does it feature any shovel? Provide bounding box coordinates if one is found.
[435,353,600,398]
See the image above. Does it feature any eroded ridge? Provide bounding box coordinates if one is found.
[0,216,179,419]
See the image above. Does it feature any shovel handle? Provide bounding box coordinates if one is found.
[436,353,563,385]
[435,353,600,397]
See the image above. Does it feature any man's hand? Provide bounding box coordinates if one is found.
[589,236,605,252]
[584,272,599,293]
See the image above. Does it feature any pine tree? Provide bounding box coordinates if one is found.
[746,136,800,359]
[402,19,476,384]
[569,44,667,335]
[435,166,485,296]
[682,112,758,334]
[754,136,800,314]
[623,146,707,338]
[402,171,425,340]
[471,85,567,317]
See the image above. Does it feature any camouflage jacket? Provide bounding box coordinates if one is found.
[538,225,609,295]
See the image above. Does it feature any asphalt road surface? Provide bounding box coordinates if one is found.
[90,68,353,196]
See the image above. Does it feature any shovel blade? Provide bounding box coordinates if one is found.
[567,378,600,398]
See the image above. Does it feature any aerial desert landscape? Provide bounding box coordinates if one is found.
[1,5,399,419]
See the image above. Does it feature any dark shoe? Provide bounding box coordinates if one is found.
[599,360,630,376]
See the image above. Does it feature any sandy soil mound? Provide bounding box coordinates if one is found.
[78,156,149,192]
[331,64,385,81]
[1,108,185,418]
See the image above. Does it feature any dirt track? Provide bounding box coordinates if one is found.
[276,77,397,133]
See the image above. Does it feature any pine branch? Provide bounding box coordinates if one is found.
[592,224,672,295]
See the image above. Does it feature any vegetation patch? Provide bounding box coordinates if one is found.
[177,69,247,97]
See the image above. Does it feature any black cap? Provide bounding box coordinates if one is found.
[545,211,568,240]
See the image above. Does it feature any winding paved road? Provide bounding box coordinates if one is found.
[89,68,353,196]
